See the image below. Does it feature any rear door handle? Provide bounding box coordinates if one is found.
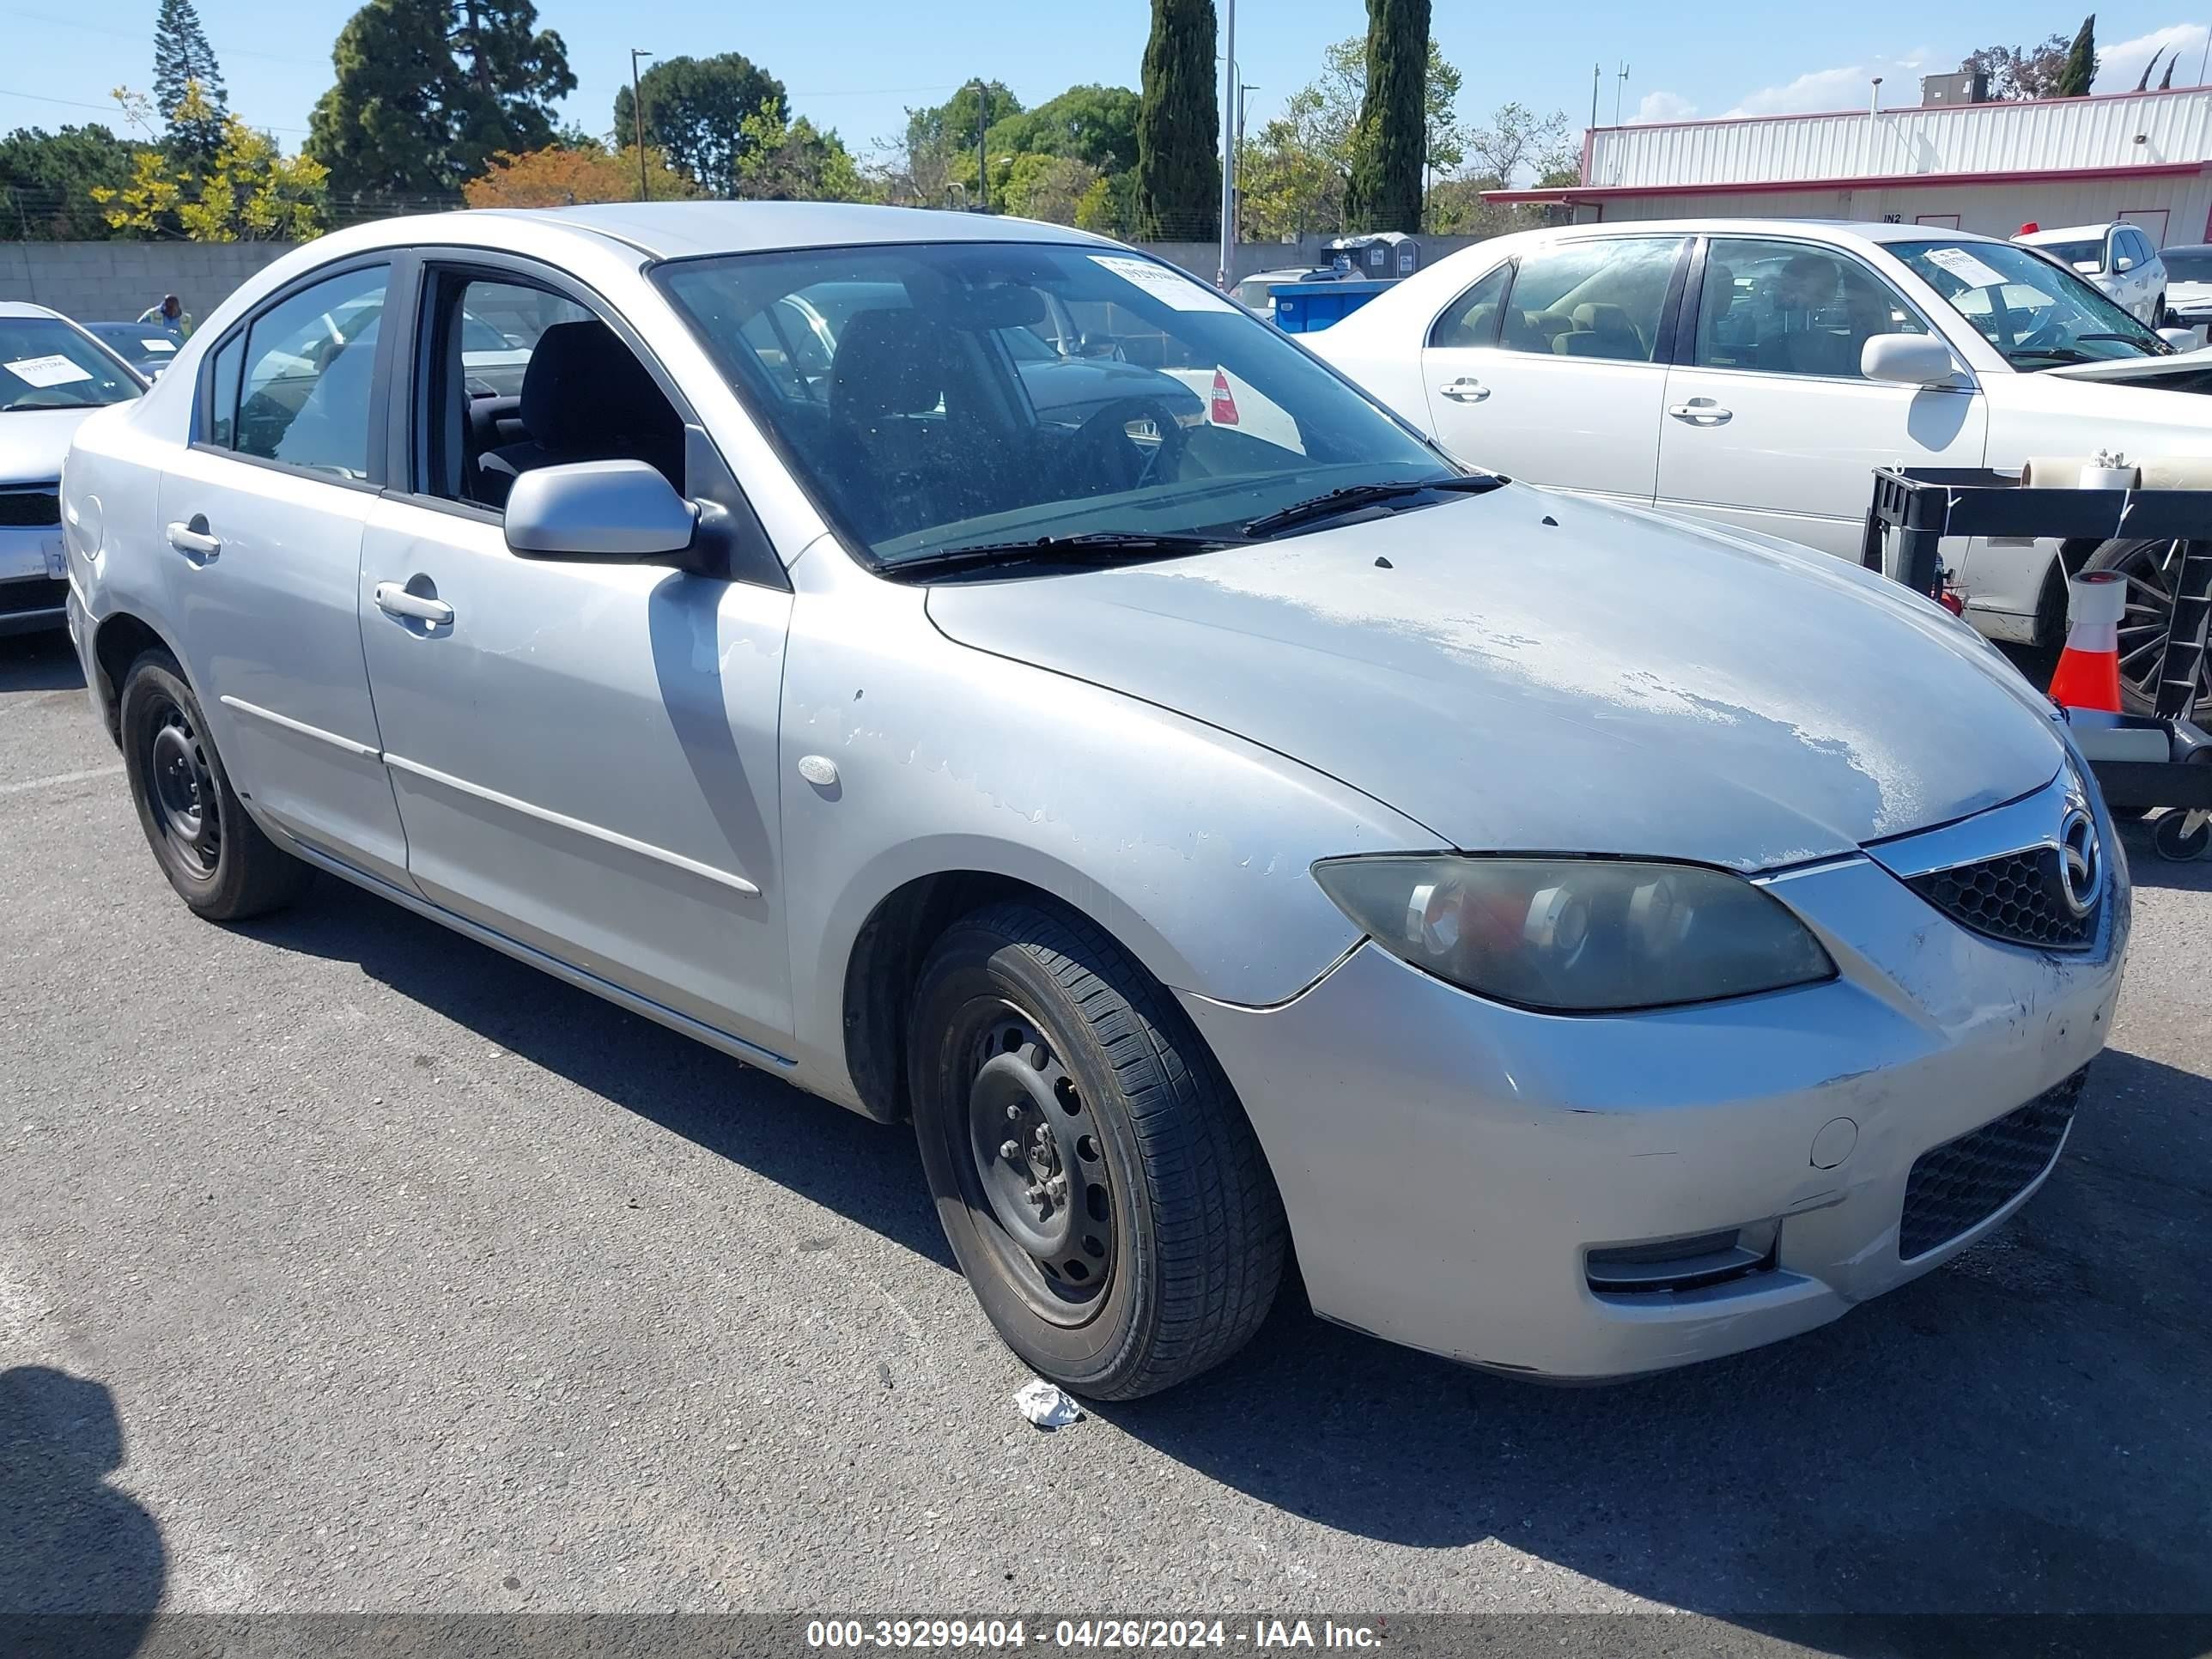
[374,581,454,627]
[1668,399,1733,425]
[1437,377,1490,403]
[165,516,221,561]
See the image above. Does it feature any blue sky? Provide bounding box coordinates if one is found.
[3,0,2209,177]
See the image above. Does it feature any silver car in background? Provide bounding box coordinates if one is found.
[3,301,143,635]
[60,205,2128,1395]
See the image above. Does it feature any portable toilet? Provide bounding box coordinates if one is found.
[1323,232,1421,280]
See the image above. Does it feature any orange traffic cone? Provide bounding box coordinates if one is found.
[2047,569,2128,714]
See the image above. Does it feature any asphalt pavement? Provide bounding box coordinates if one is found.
[3,628,2209,1653]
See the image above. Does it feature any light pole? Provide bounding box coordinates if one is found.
[629,48,653,202]
[969,79,990,212]
[1218,0,1237,287]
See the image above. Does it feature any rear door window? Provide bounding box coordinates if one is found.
[234,265,389,479]
[1497,238,1686,362]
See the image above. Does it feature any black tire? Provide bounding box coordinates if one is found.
[2154,811,2210,862]
[2081,538,2209,716]
[907,899,1285,1400]
[118,650,310,921]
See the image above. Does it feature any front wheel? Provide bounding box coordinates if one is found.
[118,651,310,920]
[907,900,1285,1399]
[2080,538,2209,715]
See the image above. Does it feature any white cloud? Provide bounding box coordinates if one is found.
[1632,90,1698,123]
[1724,51,1933,118]
[2094,23,2209,93]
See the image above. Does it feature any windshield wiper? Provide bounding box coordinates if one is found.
[1242,473,1504,538]
[887,530,1237,578]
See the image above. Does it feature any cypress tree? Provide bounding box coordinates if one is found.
[1344,0,1430,233]
[1135,0,1218,241]
[2057,14,2098,96]
[152,0,228,164]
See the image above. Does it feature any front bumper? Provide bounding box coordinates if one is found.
[1182,779,2130,1382]
[0,522,68,636]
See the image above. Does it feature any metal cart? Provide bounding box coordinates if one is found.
[1861,465,2212,861]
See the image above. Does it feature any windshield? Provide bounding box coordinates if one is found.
[2163,248,2212,283]
[0,319,143,410]
[1895,239,2166,368]
[2033,238,2105,272]
[658,240,1451,567]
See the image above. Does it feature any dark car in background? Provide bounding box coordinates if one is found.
[82,323,184,380]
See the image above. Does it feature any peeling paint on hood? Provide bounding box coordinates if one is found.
[924,488,2065,870]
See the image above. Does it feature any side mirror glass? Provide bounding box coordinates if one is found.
[504,459,698,561]
[1860,333,1957,387]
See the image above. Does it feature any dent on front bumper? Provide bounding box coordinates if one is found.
[1182,780,2130,1382]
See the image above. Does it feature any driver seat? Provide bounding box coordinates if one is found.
[827,308,988,542]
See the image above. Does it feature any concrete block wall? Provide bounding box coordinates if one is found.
[1,234,1501,323]
[0,241,296,325]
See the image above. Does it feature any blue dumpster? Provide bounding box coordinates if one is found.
[1270,278,1394,334]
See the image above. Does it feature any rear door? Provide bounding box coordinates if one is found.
[155,258,412,886]
[1416,234,1689,503]
[1655,235,1987,556]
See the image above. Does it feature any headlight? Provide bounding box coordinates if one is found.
[1311,855,1835,1012]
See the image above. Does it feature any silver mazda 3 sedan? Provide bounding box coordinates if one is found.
[59,204,2130,1396]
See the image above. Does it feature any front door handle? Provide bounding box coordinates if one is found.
[374,581,454,627]
[1437,377,1490,403]
[165,516,221,561]
[1668,399,1733,425]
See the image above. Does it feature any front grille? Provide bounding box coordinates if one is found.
[1905,846,2097,951]
[0,489,60,527]
[0,576,65,616]
[1899,1068,2085,1259]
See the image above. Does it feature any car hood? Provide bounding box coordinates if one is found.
[923,489,2065,870]
[2041,344,2212,385]
[0,406,104,486]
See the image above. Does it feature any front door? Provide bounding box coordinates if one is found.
[1417,234,1688,504]
[1656,236,1987,557]
[356,269,795,1056]
[156,260,411,886]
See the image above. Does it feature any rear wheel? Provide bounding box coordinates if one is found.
[119,651,310,920]
[2081,538,2209,716]
[907,899,1285,1399]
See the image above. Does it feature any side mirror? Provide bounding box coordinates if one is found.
[504,459,698,562]
[2159,326,2200,350]
[1861,333,1958,387]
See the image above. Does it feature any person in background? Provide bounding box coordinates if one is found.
[137,295,192,338]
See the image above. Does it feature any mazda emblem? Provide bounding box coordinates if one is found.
[2057,803,2101,918]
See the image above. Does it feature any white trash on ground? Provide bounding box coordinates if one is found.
[1012,1378,1084,1429]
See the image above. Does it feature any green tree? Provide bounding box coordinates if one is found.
[1000,152,1101,223]
[2057,14,2098,96]
[612,52,785,197]
[94,82,326,239]
[1344,0,1428,233]
[1960,34,2070,99]
[735,99,870,203]
[989,85,1140,176]
[1136,0,1218,240]
[0,124,137,238]
[446,0,574,181]
[152,0,228,166]
[306,0,572,201]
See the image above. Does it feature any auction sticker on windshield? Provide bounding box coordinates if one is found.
[140,338,178,353]
[1089,254,1237,313]
[1923,247,2008,290]
[4,355,94,388]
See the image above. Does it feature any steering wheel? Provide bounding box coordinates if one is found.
[1066,395,1191,493]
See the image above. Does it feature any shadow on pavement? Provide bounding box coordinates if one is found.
[0,631,87,694]
[241,854,2208,1640]
[0,1366,165,1654]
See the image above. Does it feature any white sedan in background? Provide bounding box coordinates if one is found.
[2015,222,2168,325]
[1310,219,2212,712]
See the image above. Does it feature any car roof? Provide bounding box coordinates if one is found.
[2018,223,2121,244]
[0,300,69,320]
[325,202,1116,264]
[1476,217,2015,254]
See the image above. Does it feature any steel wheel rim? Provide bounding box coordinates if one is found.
[957,1006,1117,1327]
[145,701,219,879]
[2110,539,2209,711]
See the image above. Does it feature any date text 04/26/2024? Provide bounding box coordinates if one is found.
[804,1620,1388,1650]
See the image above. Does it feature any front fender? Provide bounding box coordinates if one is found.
[775,550,1431,1102]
